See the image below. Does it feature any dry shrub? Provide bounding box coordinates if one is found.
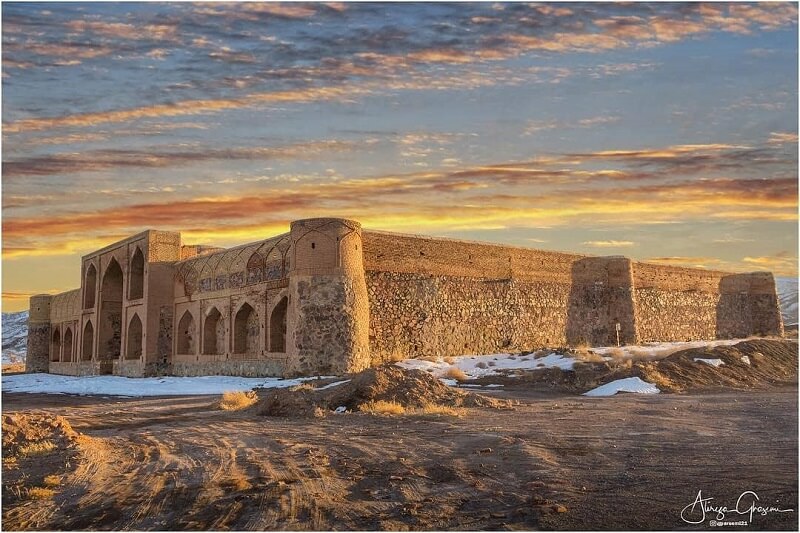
[443,367,469,382]
[414,404,464,417]
[421,355,441,363]
[359,400,406,415]
[574,349,604,363]
[218,390,258,411]
[19,440,56,457]
[443,356,455,364]
[533,349,550,359]
[605,347,625,359]
[289,383,314,392]
[43,475,61,487]
[386,349,407,363]
[28,487,55,500]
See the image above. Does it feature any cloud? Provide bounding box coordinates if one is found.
[742,253,797,276]
[768,132,799,145]
[65,20,178,41]
[523,115,621,135]
[3,85,370,133]
[2,141,354,177]
[582,240,635,248]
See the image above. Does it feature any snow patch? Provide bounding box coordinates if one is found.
[740,356,751,366]
[583,377,660,397]
[316,379,350,390]
[1,373,323,397]
[397,351,576,380]
[593,338,742,360]
[694,358,725,367]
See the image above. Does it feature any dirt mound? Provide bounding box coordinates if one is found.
[634,339,798,393]
[258,365,511,417]
[2,412,80,459]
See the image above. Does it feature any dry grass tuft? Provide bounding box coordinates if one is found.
[605,347,626,359]
[43,475,61,487]
[218,390,258,411]
[18,440,56,457]
[443,367,469,381]
[28,487,55,500]
[443,356,455,364]
[289,383,314,392]
[358,400,406,415]
[414,404,464,417]
[573,349,605,363]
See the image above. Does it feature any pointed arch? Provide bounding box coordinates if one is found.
[269,297,288,353]
[83,263,97,309]
[203,307,224,355]
[246,253,264,284]
[82,321,94,361]
[128,247,145,300]
[177,310,196,355]
[233,302,259,355]
[99,258,124,361]
[63,327,74,363]
[126,314,143,360]
[51,328,61,362]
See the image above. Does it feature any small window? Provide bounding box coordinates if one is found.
[311,242,316,249]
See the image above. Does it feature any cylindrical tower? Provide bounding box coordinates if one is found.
[285,218,370,376]
[26,294,53,373]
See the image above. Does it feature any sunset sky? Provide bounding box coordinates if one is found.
[2,1,798,312]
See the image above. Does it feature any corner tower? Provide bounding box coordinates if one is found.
[286,218,370,375]
[26,295,53,373]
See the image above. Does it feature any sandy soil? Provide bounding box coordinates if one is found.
[2,385,797,531]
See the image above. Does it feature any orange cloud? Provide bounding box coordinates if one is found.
[582,240,635,248]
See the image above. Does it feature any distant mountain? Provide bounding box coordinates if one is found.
[776,277,798,327]
[2,311,28,364]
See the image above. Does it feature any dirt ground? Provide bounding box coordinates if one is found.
[2,384,797,531]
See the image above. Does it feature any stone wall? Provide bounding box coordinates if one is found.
[367,272,571,361]
[632,265,783,342]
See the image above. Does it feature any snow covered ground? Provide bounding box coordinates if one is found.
[583,377,660,397]
[1,373,325,397]
[397,350,577,380]
[592,338,743,360]
[397,337,754,382]
[693,358,725,367]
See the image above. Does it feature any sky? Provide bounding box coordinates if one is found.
[1,1,798,312]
